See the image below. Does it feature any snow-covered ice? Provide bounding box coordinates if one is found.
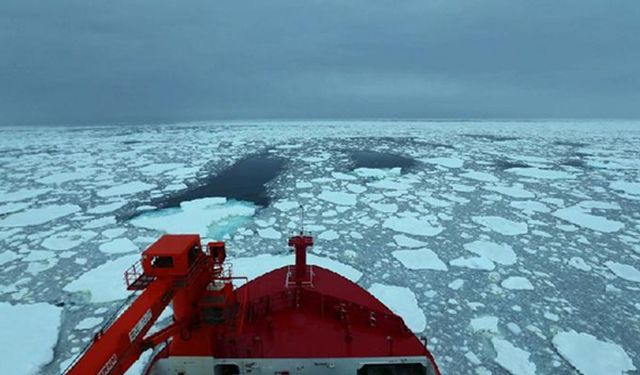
[552,331,636,375]
[368,283,426,332]
[501,276,534,290]
[491,337,537,375]
[0,302,62,375]
[97,181,155,197]
[464,240,517,265]
[604,261,640,282]
[63,254,139,302]
[0,204,80,227]
[392,248,448,271]
[383,216,443,236]
[472,216,528,236]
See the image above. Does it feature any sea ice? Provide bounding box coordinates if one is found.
[609,180,640,196]
[553,206,624,233]
[510,200,550,213]
[97,181,155,197]
[464,240,517,265]
[0,188,50,203]
[383,216,443,237]
[552,331,636,375]
[604,261,640,282]
[483,185,534,198]
[75,316,104,330]
[63,254,139,302]
[87,200,127,214]
[130,197,256,240]
[0,204,81,227]
[368,283,426,332]
[470,316,499,333]
[0,302,62,375]
[501,276,534,290]
[422,157,464,168]
[392,249,448,271]
[0,202,31,215]
[507,167,573,180]
[449,256,495,271]
[461,171,499,182]
[41,230,98,251]
[99,238,139,254]
[472,216,528,236]
[491,338,537,375]
[318,191,357,206]
[393,234,427,248]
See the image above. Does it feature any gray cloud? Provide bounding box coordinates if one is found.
[1,0,639,125]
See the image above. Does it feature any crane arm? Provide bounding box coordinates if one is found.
[64,278,174,375]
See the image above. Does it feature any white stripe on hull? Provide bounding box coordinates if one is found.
[149,355,437,375]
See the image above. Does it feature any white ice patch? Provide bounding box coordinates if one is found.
[609,180,640,197]
[0,250,20,266]
[0,302,62,375]
[0,204,80,227]
[461,171,498,182]
[470,316,499,333]
[257,227,281,240]
[230,253,362,283]
[383,216,443,237]
[393,234,427,248]
[273,200,299,212]
[507,167,573,180]
[464,240,517,265]
[0,188,50,203]
[568,257,592,271]
[0,202,31,215]
[99,238,139,254]
[75,316,104,330]
[552,331,636,375]
[354,167,401,179]
[63,254,139,302]
[422,157,464,168]
[41,230,98,251]
[97,181,155,197]
[130,197,256,240]
[318,230,339,241]
[553,205,624,233]
[501,276,534,290]
[450,256,495,271]
[368,283,426,332]
[510,200,550,213]
[604,261,640,282]
[491,338,537,375]
[472,216,528,236]
[318,191,357,206]
[392,249,448,271]
[87,200,127,214]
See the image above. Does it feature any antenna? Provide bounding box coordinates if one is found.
[299,203,305,235]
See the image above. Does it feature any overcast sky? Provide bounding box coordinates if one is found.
[1,0,639,125]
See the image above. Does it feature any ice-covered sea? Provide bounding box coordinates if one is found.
[1,120,639,374]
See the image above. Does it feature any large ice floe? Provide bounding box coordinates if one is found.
[0,303,62,374]
[2,120,640,375]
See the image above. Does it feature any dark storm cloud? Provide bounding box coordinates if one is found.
[1,0,639,125]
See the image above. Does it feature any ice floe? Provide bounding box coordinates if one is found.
[0,188,50,203]
[553,205,624,233]
[63,254,139,302]
[97,181,155,197]
[450,256,495,271]
[552,331,636,375]
[0,302,62,375]
[491,338,537,375]
[131,197,256,240]
[609,180,640,197]
[484,185,534,198]
[368,283,426,332]
[392,249,448,271]
[470,316,499,333]
[0,204,80,227]
[317,191,357,206]
[41,230,98,251]
[472,216,528,236]
[99,238,139,254]
[501,276,534,290]
[422,157,464,168]
[464,240,517,265]
[604,261,640,282]
[393,234,427,248]
[383,216,443,237]
[461,171,498,182]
